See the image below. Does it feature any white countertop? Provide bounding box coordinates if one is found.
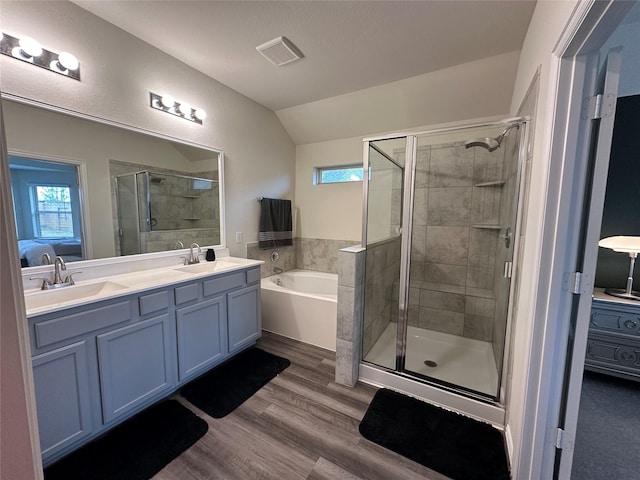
[24,256,264,318]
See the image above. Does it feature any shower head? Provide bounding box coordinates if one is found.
[464,123,520,152]
[464,137,501,152]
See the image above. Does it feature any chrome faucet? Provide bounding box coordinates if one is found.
[185,243,201,265]
[29,256,81,290]
[53,256,66,284]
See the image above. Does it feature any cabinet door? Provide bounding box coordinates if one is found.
[227,284,261,354]
[176,295,227,382]
[32,341,93,460]
[97,314,173,423]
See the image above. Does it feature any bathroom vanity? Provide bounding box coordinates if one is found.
[585,289,640,381]
[25,258,262,466]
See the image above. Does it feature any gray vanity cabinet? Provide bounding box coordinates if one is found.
[31,341,93,458]
[176,295,228,382]
[97,314,174,423]
[28,264,262,466]
[228,284,261,353]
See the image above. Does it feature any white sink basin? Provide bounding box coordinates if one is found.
[175,261,237,274]
[25,281,128,311]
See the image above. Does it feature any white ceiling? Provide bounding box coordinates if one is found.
[73,0,536,112]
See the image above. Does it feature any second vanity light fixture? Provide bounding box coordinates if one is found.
[0,31,80,80]
[150,92,207,125]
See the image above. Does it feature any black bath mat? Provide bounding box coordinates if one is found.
[359,389,510,480]
[44,400,208,480]
[181,347,290,418]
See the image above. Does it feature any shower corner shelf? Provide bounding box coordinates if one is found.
[183,195,201,199]
[182,217,201,221]
[471,224,502,230]
[474,180,505,187]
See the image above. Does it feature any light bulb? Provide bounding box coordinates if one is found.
[160,94,175,108]
[57,52,79,71]
[179,102,192,116]
[19,36,42,58]
[194,108,207,121]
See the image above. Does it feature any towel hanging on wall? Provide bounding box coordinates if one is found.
[258,197,293,249]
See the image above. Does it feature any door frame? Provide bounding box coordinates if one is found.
[517,1,636,478]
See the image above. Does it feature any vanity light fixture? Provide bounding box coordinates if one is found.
[149,92,205,125]
[0,31,80,80]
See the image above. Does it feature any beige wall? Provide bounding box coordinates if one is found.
[295,138,363,241]
[505,1,581,477]
[0,1,296,258]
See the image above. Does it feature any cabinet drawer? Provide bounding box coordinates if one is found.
[585,333,640,371]
[175,283,200,305]
[35,300,131,348]
[139,291,169,316]
[591,308,640,337]
[204,271,244,297]
[246,267,261,285]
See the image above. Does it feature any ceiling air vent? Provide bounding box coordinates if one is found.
[256,36,303,66]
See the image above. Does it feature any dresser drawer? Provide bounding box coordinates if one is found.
[585,333,640,371]
[590,308,640,337]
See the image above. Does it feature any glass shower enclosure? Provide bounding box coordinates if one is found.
[115,171,218,256]
[361,118,527,402]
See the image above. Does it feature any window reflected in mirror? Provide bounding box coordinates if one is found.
[9,156,85,267]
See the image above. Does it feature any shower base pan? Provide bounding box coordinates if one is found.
[364,323,498,397]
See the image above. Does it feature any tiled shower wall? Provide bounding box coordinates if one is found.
[247,238,357,278]
[406,142,506,344]
[362,237,402,357]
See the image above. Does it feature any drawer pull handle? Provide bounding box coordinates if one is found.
[620,351,635,362]
[624,320,637,329]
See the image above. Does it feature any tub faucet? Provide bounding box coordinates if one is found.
[273,267,284,274]
[186,243,201,265]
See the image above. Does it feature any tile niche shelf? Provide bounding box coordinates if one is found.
[471,224,502,230]
[474,180,505,187]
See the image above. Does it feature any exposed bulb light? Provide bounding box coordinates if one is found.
[1,32,80,80]
[149,92,205,125]
[178,102,192,116]
[160,94,175,108]
[57,52,79,71]
[19,36,42,58]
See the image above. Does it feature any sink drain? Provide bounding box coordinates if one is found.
[424,360,438,368]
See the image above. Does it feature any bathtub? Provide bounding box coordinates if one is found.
[261,269,337,351]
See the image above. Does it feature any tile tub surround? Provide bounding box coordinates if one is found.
[247,238,357,278]
[335,246,365,387]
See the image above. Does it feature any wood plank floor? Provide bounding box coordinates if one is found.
[153,332,450,480]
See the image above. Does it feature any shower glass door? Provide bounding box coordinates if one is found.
[361,120,526,402]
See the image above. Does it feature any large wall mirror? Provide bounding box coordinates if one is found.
[3,98,225,268]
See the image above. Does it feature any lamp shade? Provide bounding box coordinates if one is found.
[598,236,640,253]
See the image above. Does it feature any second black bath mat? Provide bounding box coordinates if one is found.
[181,347,290,418]
[359,389,510,480]
[44,400,208,480]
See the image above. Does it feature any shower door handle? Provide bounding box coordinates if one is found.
[503,227,512,248]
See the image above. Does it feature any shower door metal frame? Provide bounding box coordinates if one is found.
[362,116,529,406]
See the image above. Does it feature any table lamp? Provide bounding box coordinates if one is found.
[598,236,640,300]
